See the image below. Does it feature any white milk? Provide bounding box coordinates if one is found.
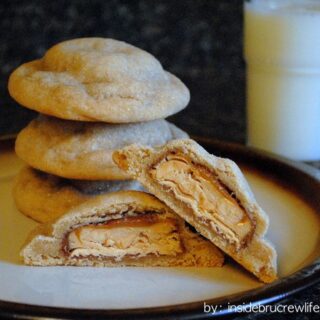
[244,0,320,160]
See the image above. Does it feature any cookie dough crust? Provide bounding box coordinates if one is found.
[113,139,278,283]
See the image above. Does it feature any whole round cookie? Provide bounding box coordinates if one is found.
[15,115,188,180]
[8,38,190,122]
[13,166,143,223]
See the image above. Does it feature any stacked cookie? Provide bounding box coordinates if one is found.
[9,38,190,223]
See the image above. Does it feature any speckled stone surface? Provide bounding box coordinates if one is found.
[0,0,319,318]
[0,0,245,141]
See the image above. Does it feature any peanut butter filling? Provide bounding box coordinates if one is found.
[150,153,254,249]
[67,214,183,260]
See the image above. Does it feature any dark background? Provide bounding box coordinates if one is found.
[0,1,319,319]
[0,0,245,141]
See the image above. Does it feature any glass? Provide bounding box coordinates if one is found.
[244,0,320,160]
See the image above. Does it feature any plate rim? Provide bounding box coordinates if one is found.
[1,137,320,319]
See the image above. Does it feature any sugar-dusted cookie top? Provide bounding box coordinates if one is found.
[13,166,143,223]
[9,38,190,122]
[15,115,188,180]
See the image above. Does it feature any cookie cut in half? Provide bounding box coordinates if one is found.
[21,191,224,267]
[15,115,188,180]
[113,139,277,283]
[13,166,143,223]
[9,38,190,122]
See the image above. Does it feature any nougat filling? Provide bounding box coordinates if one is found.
[150,153,254,249]
[66,214,183,260]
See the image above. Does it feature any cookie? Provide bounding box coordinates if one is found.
[13,166,143,223]
[15,115,188,180]
[9,38,190,122]
[21,190,224,267]
[113,139,277,283]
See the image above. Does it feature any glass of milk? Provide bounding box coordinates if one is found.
[244,0,320,160]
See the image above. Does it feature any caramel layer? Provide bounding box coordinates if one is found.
[150,153,255,249]
[66,214,183,260]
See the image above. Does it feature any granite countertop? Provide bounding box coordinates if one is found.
[0,0,319,319]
